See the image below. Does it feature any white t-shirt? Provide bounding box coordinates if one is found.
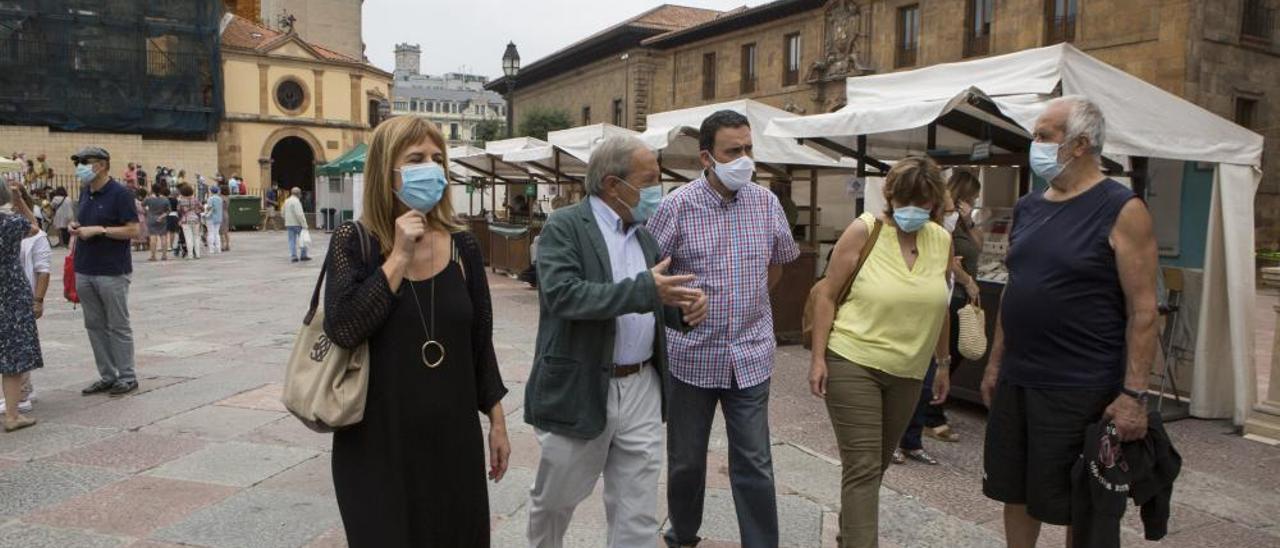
[20,230,52,292]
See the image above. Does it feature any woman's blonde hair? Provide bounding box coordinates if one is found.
[947,170,981,205]
[882,156,947,222]
[361,116,461,256]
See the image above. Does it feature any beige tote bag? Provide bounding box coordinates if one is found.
[956,303,988,361]
[282,223,370,433]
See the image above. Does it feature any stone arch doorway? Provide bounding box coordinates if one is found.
[271,136,316,211]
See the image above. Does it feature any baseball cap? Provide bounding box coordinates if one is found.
[70,146,111,163]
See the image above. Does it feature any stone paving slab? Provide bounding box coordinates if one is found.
[141,404,285,441]
[878,488,1005,547]
[487,465,536,517]
[239,416,334,453]
[0,422,118,460]
[151,487,340,548]
[1175,468,1280,530]
[0,521,125,548]
[258,454,335,499]
[216,382,288,412]
[48,432,206,474]
[0,461,124,519]
[23,476,237,538]
[772,443,841,509]
[145,441,317,487]
[690,489,825,547]
[138,340,226,359]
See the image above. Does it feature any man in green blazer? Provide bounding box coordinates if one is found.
[525,136,707,547]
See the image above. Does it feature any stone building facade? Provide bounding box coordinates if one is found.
[217,14,391,198]
[497,0,1279,246]
[390,44,507,146]
[226,0,365,62]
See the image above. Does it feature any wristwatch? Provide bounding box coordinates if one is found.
[1120,386,1148,402]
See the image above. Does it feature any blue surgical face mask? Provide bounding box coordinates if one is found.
[75,163,96,184]
[395,162,448,213]
[893,205,931,233]
[616,178,662,223]
[1029,141,1068,182]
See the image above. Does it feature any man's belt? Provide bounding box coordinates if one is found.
[612,360,652,378]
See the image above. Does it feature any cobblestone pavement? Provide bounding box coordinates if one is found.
[3,231,1278,547]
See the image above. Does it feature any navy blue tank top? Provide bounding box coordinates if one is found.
[1000,179,1137,389]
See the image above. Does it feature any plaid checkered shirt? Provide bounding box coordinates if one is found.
[646,177,800,390]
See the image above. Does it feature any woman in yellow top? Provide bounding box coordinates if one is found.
[808,156,953,547]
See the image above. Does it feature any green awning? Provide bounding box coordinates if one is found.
[317,143,368,176]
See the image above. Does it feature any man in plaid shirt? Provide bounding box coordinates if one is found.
[647,110,800,548]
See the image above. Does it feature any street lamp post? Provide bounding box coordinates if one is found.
[502,42,520,138]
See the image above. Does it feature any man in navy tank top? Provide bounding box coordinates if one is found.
[979,96,1159,547]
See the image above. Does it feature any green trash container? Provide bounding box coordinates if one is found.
[340,209,354,223]
[228,196,261,230]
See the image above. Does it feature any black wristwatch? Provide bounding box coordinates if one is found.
[1120,386,1148,402]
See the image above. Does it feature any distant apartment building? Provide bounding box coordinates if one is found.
[390,43,507,146]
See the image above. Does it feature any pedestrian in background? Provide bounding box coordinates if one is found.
[143,183,171,262]
[204,185,223,255]
[220,183,232,252]
[283,186,310,262]
[324,114,509,547]
[0,180,42,432]
[647,110,799,548]
[176,183,201,260]
[70,147,140,397]
[808,156,954,547]
[132,187,149,252]
[50,187,73,248]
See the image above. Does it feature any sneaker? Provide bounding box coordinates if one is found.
[109,381,139,397]
[291,258,299,263]
[300,256,312,262]
[82,379,115,395]
[0,398,32,414]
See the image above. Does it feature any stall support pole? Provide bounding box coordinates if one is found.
[1130,157,1149,199]
[808,168,818,250]
[1245,305,1280,441]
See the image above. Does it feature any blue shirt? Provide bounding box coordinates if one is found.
[588,196,655,365]
[207,195,224,220]
[75,179,136,276]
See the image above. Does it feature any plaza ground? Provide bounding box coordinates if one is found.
[2,230,1278,547]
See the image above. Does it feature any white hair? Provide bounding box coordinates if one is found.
[585,136,648,195]
[1048,95,1105,154]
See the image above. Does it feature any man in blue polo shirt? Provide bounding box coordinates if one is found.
[69,146,141,396]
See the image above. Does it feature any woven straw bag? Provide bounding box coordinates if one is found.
[956,303,988,361]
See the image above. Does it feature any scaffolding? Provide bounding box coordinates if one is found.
[0,0,224,136]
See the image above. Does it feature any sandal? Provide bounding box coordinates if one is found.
[3,415,36,432]
[891,448,906,465]
[904,449,940,465]
[925,425,961,443]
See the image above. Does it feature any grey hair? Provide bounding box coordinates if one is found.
[1049,95,1105,154]
[585,136,648,195]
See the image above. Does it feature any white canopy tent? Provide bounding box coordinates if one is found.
[502,123,643,182]
[767,43,1265,424]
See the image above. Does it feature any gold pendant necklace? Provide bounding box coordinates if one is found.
[408,237,445,368]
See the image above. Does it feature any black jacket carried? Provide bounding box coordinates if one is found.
[1070,412,1182,548]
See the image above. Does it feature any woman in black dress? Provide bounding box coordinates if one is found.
[324,115,510,547]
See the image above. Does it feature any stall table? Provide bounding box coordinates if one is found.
[772,247,818,344]
[489,223,532,275]
[466,217,491,265]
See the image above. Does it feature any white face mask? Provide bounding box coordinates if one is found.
[943,211,960,233]
[712,155,755,191]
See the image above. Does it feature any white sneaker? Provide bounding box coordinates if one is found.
[0,398,33,414]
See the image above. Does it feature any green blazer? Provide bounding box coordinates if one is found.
[524,199,686,440]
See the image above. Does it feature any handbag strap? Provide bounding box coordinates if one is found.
[303,221,370,326]
[835,218,883,305]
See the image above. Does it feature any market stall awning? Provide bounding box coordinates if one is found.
[502,123,643,182]
[446,145,486,183]
[452,137,551,183]
[0,156,25,172]
[316,143,367,176]
[766,43,1264,169]
[642,99,855,181]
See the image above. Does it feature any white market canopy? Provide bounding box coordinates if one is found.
[450,137,551,183]
[446,145,486,183]
[643,99,854,180]
[767,43,1265,425]
[767,43,1263,168]
[502,123,643,182]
